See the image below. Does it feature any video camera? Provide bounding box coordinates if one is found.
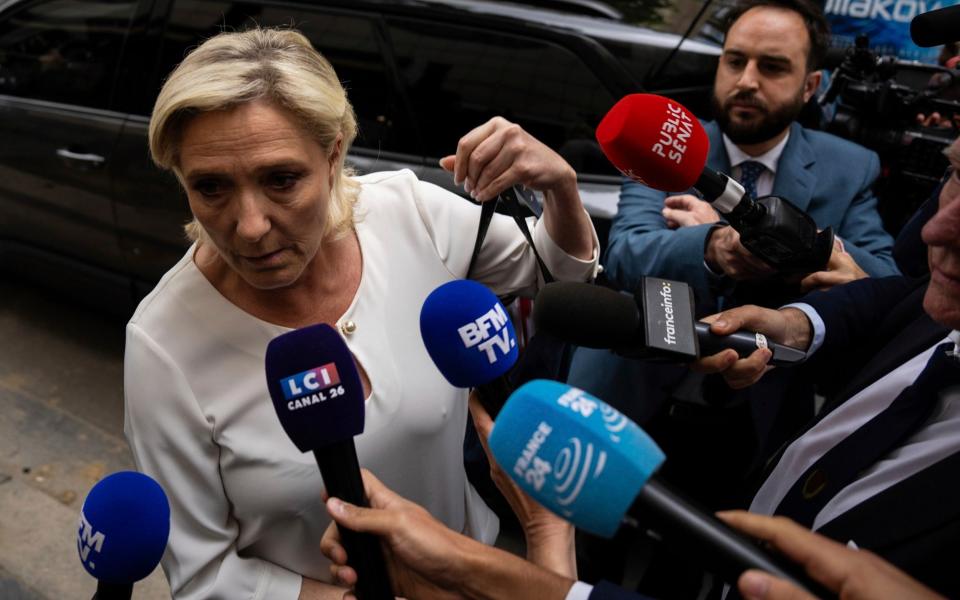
[819,34,958,233]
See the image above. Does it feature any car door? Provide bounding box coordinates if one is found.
[0,0,135,292]
[110,0,422,290]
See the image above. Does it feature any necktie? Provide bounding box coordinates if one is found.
[738,160,765,199]
[774,342,960,528]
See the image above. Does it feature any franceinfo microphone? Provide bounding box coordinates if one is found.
[489,380,831,597]
[420,279,519,417]
[596,93,833,274]
[534,280,806,366]
[77,471,170,600]
[265,324,393,600]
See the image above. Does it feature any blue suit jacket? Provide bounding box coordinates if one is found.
[604,120,899,303]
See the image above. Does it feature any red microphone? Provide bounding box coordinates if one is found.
[596,94,749,215]
[596,94,834,275]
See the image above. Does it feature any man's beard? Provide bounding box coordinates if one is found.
[712,89,806,145]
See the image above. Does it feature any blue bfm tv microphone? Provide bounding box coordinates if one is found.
[489,381,831,597]
[420,279,519,416]
[76,471,170,600]
[265,324,392,600]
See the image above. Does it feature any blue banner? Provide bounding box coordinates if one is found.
[824,0,960,62]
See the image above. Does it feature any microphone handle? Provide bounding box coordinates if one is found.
[629,480,834,599]
[314,441,394,600]
[93,581,133,600]
[694,323,807,367]
[475,375,513,418]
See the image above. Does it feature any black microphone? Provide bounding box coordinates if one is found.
[911,5,960,47]
[533,280,806,366]
[265,324,393,600]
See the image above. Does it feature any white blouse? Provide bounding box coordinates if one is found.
[124,170,598,599]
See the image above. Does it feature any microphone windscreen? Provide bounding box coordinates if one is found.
[265,323,365,452]
[77,471,170,584]
[489,380,665,537]
[596,94,709,191]
[420,279,518,387]
[533,282,640,348]
[911,5,960,47]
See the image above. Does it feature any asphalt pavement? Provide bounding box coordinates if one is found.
[0,276,168,598]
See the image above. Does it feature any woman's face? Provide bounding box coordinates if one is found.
[178,100,339,290]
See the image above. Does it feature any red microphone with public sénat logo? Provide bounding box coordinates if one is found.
[596,94,833,275]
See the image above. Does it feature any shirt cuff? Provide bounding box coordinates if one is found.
[781,302,826,355]
[532,210,601,282]
[564,580,594,600]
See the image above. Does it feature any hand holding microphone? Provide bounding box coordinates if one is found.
[533,280,807,367]
[596,94,833,274]
[695,305,814,389]
[265,325,393,600]
[489,380,832,597]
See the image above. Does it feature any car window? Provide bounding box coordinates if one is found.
[385,16,619,176]
[160,1,414,155]
[0,0,135,109]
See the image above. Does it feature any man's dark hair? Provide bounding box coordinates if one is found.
[723,0,830,71]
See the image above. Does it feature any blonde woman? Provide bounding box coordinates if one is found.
[123,27,597,599]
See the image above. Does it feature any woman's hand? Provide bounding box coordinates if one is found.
[718,511,946,600]
[440,117,576,203]
[440,117,595,261]
[468,392,577,578]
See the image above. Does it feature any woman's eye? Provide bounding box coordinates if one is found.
[268,172,301,191]
[193,179,224,198]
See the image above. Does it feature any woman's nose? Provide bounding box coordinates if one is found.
[235,191,271,242]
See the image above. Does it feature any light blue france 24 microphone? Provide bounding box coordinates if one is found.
[265,323,393,600]
[77,471,169,600]
[489,381,832,596]
[420,279,518,416]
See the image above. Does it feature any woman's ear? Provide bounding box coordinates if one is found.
[329,134,343,168]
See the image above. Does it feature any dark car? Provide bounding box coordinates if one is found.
[0,0,719,311]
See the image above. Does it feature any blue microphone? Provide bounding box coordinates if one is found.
[489,381,832,596]
[420,279,519,415]
[76,471,169,600]
[265,324,392,600]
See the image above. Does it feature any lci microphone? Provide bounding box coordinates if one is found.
[420,279,519,416]
[76,471,170,600]
[265,324,393,600]
[596,93,833,274]
[533,280,806,366]
[488,381,832,597]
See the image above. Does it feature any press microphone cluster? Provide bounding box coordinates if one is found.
[265,324,393,600]
[420,279,520,416]
[534,280,806,366]
[488,380,832,597]
[596,93,834,274]
[76,471,170,600]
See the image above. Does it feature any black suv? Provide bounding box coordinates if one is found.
[0,0,719,310]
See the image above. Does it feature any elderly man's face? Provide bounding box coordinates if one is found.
[712,6,821,145]
[923,140,960,329]
[178,100,338,291]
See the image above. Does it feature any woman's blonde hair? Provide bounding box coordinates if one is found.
[149,27,360,242]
